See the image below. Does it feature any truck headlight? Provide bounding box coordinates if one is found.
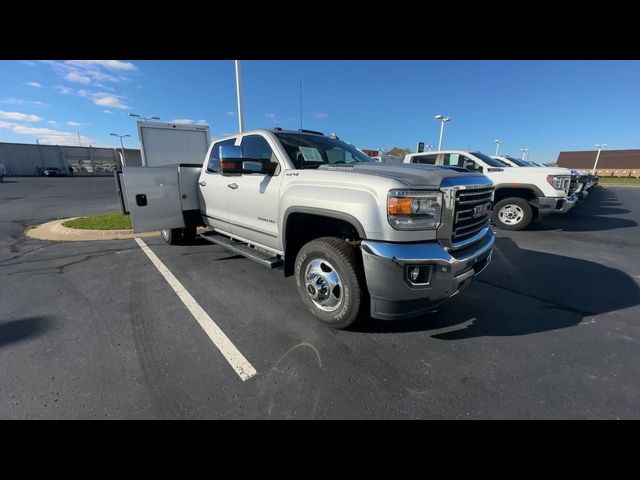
[387,190,442,230]
[547,175,568,190]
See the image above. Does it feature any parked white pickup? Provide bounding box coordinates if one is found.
[404,150,577,230]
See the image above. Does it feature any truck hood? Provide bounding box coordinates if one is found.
[320,163,492,189]
[490,166,572,178]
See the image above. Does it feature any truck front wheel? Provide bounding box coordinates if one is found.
[492,197,533,231]
[294,237,367,329]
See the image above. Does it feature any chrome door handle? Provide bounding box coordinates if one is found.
[199,181,207,187]
[228,183,238,190]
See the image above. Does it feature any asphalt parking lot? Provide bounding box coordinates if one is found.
[1,177,639,419]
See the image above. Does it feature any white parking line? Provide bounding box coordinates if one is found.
[134,237,257,381]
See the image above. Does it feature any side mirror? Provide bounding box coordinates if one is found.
[219,145,277,175]
[219,145,244,175]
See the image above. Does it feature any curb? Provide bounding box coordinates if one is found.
[26,217,160,242]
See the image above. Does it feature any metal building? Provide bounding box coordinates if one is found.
[0,142,142,176]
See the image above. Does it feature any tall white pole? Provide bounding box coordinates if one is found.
[592,146,604,174]
[235,60,245,133]
[495,139,502,156]
[438,122,445,151]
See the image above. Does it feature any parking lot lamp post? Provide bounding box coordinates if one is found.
[111,133,130,166]
[520,148,529,161]
[128,113,160,122]
[435,115,451,151]
[235,60,245,133]
[495,139,503,156]
[592,144,607,174]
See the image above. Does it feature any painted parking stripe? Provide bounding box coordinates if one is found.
[134,237,257,381]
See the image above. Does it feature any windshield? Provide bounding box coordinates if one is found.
[471,151,508,168]
[493,158,512,167]
[275,133,375,169]
[503,155,531,167]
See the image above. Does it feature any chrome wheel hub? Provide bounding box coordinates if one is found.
[498,204,524,225]
[304,259,343,312]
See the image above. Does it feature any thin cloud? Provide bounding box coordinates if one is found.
[65,72,91,84]
[0,110,42,122]
[11,125,94,146]
[265,113,276,119]
[2,98,49,108]
[67,121,82,127]
[226,111,235,116]
[92,93,130,110]
[21,61,36,66]
[26,81,43,88]
[103,110,113,114]
[55,85,74,95]
[312,112,329,119]
[65,60,137,71]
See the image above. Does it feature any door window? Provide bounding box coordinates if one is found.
[412,154,437,165]
[461,156,483,172]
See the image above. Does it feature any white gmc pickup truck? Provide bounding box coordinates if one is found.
[404,150,577,230]
[122,129,495,329]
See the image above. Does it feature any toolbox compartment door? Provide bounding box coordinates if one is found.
[123,166,185,233]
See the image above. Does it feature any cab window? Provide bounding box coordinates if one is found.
[241,135,278,163]
[443,153,464,167]
[461,156,483,173]
[207,138,236,173]
[412,154,437,165]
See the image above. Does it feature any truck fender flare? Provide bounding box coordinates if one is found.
[282,207,367,240]
[493,183,545,198]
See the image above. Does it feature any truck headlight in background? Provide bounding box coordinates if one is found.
[387,190,442,230]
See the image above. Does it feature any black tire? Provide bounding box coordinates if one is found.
[181,226,197,244]
[161,228,184,245]
[492,197,533,231]
[294,237,367,329]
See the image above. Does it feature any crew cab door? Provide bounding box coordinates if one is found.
[198,138,237,234]
[225,134,284,251]
[123,167,185,233]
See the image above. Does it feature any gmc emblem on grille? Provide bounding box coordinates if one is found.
[473,202,491,218]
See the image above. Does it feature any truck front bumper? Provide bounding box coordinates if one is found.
[360,230,495,321]
[538,195,578,214]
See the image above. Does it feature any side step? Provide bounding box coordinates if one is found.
[198,232,283,269]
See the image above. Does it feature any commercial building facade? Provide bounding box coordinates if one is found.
[557,149,640,177]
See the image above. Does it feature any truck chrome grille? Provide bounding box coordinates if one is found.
[451,187,493,248]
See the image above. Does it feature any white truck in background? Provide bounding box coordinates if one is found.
[404,150,577,231]
[492,154,590,202]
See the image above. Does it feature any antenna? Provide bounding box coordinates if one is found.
[299,80,303,130]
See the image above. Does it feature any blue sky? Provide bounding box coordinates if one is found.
[1,60,639,163]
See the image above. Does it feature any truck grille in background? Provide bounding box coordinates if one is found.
[569,174,579,195]
[562,177,571,194]
[452,187,493,248]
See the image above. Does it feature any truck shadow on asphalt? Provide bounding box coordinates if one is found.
[353,237,640,338]
[0,316,52,348]
[527,187,636,232]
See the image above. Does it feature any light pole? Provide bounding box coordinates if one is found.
[494,139,503,156]
[235,60,245,133]
[128,113,160,122]
[520,148,529,161]
[592,144,607,174]
[434,114,451,151]
[111,133,130,166]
